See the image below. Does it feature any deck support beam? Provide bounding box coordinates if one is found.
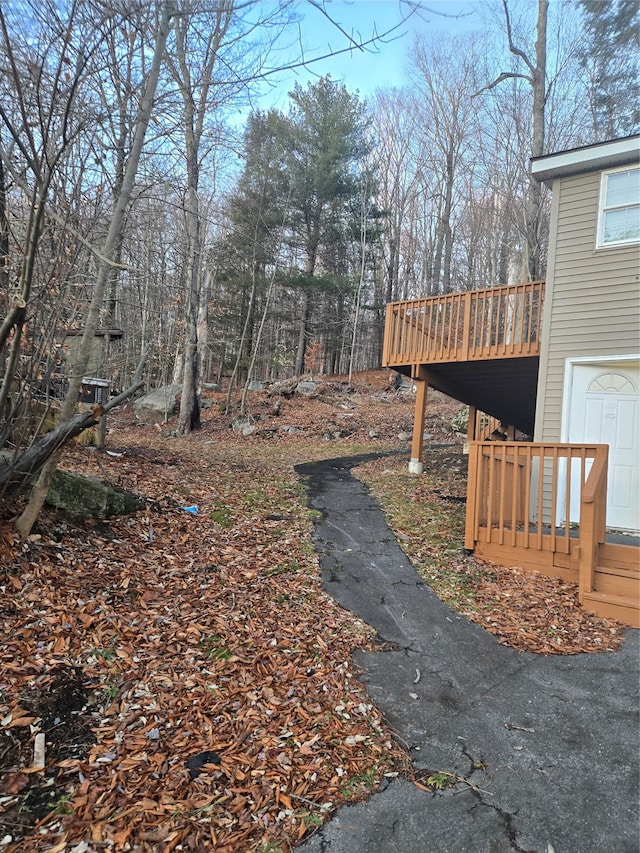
[409,367,428,474]
[467,405,478,442]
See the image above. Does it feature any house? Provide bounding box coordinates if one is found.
[382,135,640,626]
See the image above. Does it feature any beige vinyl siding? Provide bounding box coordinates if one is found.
[534,170,640,441]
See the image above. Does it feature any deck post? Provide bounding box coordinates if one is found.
[409,367,428,474]
[467,405,478,442]
[464,441,479,551]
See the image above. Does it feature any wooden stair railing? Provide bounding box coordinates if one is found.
[464,442,640,625]
[579,446,608,597]
[465,442,609,558]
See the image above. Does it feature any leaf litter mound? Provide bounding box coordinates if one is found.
[0,371,631,850]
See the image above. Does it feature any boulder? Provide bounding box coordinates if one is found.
[43,470,145,522]
[231,416,255,437]
[295,380,317,396]
[451,405,469,436]
[133,384,182,424]
[268,378,299,398]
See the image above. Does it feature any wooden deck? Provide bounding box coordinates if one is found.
[382,283,544,435]
[465,441,640,627]
[383,281,544,367]
[381,282,639,625]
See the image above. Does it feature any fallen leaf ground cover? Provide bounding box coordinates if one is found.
[0,371,630,851]
[0,418,414,852]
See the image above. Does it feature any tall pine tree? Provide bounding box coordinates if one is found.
[578,0,640,139]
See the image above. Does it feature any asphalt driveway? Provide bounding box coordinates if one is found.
[295,454,640,853]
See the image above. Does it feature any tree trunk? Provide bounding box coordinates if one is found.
[178,186,202,433]
[294,289,310,377]
[525,0,548,281]
[171,2,232,434]
[15,0,174,538]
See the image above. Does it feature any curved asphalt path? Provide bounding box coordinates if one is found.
[295,453,640,853]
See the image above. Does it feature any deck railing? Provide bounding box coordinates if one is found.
[383,281,544,367]
[579,447,609,595]
[465,441,608,571]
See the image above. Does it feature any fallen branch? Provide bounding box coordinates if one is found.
[0,346,147,495]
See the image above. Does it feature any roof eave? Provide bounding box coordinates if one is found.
[531,136,640,186]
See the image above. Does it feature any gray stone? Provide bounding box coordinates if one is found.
[397,431,411,441]
[133,384,182,424]
[296,380,318,396]
[451,404,470,435]
[231,415,253,434]
[42,470,145,522]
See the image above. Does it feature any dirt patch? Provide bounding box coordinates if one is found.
[0,665,97,843]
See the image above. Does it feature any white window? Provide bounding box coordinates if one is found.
[597,166,640,247]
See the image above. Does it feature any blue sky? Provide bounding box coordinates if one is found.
[254,0,482,108]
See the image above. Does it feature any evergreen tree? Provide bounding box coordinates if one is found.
[282,77,373,374]
[215,78,377,379]
[578,0,640,139]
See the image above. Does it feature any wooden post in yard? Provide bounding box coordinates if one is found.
[409,367,428,474]
[467,405,478,442]
[464,441,480,551]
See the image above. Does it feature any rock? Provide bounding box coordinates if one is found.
[391,372,414,392]
[231,416,255,437]
[202,383,220,391]
[451,405,469,435]
[369,430,378,438]
[247,380,264,391]
[296,380,317,396]
[133,384,182,424]
[255,427,277,438]
[398,431,411,441]
[280,425,301,434]
[268,378,299,397]
[186,750,221,780]
[232,415,250,431]
[41,470,145,522]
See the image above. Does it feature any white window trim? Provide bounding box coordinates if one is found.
[596,164,640,249]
